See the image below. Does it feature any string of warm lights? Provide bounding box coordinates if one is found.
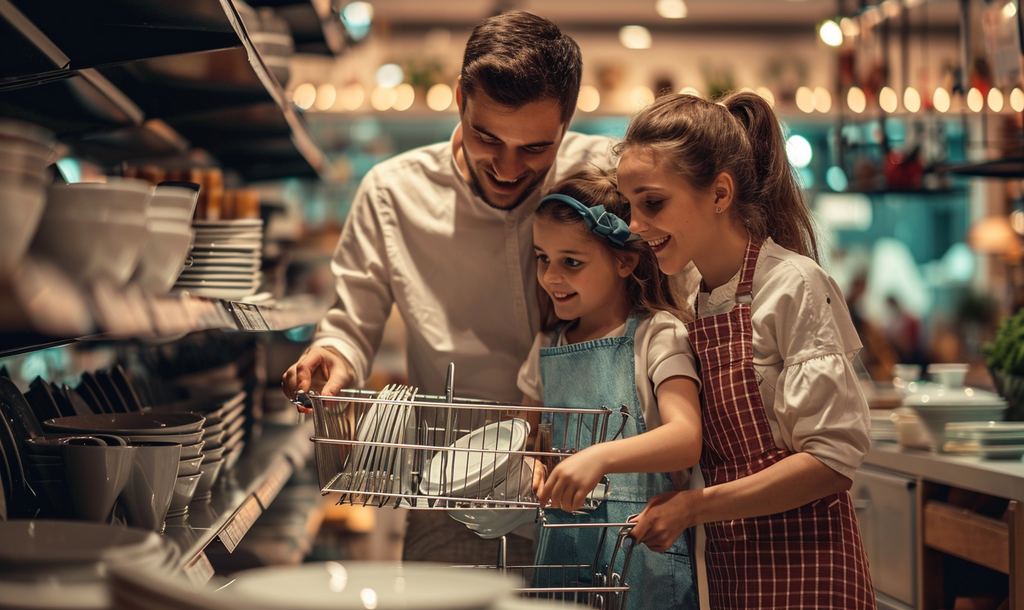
[288,0,1020,116]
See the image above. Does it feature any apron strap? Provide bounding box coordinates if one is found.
[735,240,762,301]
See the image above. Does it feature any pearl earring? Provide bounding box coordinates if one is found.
[716,206,722,213]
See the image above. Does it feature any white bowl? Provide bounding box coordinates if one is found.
[0,183,46,275]
[31,217,149,286]
[0,141,51,173]
[148,186,198,220]
[131,228,194,294]
[46,179,153,218]
[227,562,514,610]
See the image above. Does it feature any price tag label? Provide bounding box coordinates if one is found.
[218,495,262,552]
[182,551,215,586]
[255,457,293,509]
[228,302,270,331]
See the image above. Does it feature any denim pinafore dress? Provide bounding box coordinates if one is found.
[533,315,697,610]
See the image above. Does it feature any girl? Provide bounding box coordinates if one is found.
[519,167,701,610]
[615,91,875,609]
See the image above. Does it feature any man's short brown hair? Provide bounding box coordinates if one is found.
[460,11,582,124]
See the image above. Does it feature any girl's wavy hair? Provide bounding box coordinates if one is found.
[614,90,819,262]
[536,167,679,319]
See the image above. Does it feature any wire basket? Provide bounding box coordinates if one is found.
[299,368,630,510]
[455,519,638,610]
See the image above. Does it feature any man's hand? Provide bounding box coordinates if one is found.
[629,490,695,553]
[281,346,354,413]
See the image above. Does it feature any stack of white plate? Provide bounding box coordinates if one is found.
[944,421,1024,459]
[869,409,898,443]
[175,218,262,299]
[0,520,179,610]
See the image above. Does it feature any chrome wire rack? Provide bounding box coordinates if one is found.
[456,518,638,610]
[299,364,630,510]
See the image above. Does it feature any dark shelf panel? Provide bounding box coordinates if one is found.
[0,0,69,83]
[247,0,344,55]
[0,69,142,136]
[937,158,1024,179]
[7,0,241,70]
[0,0,330,181]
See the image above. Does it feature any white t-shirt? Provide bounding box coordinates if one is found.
[517,310,700,433]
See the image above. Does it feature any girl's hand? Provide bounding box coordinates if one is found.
[629,490,696,553]
[531,459,548,494]
[535,447,607,512]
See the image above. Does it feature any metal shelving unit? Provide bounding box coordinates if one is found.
[0,0,329,181]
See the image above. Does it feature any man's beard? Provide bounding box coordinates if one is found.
[462,142,547,211]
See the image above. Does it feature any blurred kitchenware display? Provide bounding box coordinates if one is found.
[943,421,1024,459]
[0,520,180,610]
[0,119,55,278]
[226,561,514,610]
[897,362,1007,452]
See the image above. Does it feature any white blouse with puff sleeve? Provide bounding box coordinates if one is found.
[695,238,871,480]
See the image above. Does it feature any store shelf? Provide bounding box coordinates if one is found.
[247,0,345,55]
[162,419,314,583]
[0,0,329,181]
[5,0,242,74]
[0,284,333,358]
[937,157,1024,179]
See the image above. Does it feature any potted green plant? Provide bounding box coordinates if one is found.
[984,308,1024,420]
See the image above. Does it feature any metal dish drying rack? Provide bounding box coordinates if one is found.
[298,366,638,609]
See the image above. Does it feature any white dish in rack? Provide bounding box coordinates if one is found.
[420,419,530,498]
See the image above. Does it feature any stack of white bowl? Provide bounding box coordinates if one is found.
[895,363,1008,452]
[0,520,180,610]
[174,218,263,299]
[30,178,153,287]
[0,119,55,278]
[131,184,198,294]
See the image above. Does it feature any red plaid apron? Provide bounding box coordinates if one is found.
[686,240,874,609]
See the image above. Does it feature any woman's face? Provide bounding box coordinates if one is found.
[617,149,715,276]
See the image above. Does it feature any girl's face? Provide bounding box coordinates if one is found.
[617,149,715,276]
[533,216,634,326]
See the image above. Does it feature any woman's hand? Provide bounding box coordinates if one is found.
[535,446,608,512]
[629,490,697,553]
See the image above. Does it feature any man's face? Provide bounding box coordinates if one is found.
[457,86,568,210]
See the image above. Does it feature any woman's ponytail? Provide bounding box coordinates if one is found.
[722,90,819,262]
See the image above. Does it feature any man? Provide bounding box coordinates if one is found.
[281,10,613,564]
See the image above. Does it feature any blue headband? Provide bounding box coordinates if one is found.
[541,194,640,247]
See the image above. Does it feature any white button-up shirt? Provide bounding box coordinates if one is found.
[313,130,614,402]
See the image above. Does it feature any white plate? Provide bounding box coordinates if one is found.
[420,419,529,498]
[172,285,258,299]
[227,561,512,610]
[177,272,260,283]
[191,228,261,237]
[190,240,262,251]
[187,255,260,265]
[192,219,263,228]
[184,263,261,273]
[348,387,413,482]
[175,279,258,287]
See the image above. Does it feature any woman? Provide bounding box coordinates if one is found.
[616,90,875,609]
